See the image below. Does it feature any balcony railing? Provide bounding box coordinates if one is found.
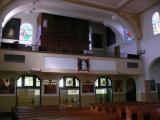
[0,42,140,59]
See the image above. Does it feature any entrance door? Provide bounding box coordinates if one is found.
[59,77,80,107]
[96,88,112,103]
[96,88,107,103]
[17,88,40,106]
[60,89,79,107]
[95,77,112,103]
[16,75,41,106]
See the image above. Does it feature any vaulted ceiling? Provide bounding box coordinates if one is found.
[0,0,159,40]
[0,0,159,14]
[60,0,160,14]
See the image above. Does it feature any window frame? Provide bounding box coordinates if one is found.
[152,12,160,35]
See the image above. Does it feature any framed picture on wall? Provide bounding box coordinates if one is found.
[44,80,57,94]
[0,78,15,94]
[114,80,123,92]
[77,58,89,72]
[82,83,94,93]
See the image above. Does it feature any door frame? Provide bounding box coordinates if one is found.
[95,77,113,103]
[59,76,81,107]
[16,74,42,106]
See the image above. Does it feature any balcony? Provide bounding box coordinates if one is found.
[0,42,143,75]
[0,42,140,59]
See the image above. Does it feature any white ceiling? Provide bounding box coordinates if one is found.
[62,0,160,14]
[1,0,160,26]
[1,0,159,14]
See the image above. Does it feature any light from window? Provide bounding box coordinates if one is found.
[75,78,79,87]
[19,23,33,45]
[108,79,111,86]
[17,77,22,87]
[24,76,34,86]
[96,88,107,94]
[95,79,98,87]
[152,12,160,35]
[59,79,64,87]
[36,78,40,87]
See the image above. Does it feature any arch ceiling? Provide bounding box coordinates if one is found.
[0,0,160,40]
[0,0,159,14]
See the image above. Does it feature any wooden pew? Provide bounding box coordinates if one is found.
[14,105,118,120]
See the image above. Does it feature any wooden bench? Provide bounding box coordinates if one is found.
[14,105,118,120]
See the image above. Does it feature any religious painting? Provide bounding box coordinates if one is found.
[44,80,57,94]
[114,80,123,92]
[19,23,33,45]
[82,83,94,93]
[0,78,15,94]
[77,58,89,71]
[2,18,21,40]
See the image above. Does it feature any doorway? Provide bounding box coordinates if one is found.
[59,76,80,107]
[126,78,136,101]
[16,75,41,106]
[95,77,112,103]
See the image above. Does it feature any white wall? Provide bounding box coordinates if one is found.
[140,4,160,80]
[120,42,137,54]
[0,49,143,75]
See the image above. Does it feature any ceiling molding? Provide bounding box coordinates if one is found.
[62,0,117,12]
[117,0,133,10]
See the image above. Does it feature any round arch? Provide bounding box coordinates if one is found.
[16,74,42,106]
[103,14,137,44]
[0,0,137,43]
[148,57,160,83]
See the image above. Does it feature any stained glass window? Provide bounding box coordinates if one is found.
[66,77,74,87]
[100,78,107,86]
[19,23,33,44]
[152,12,160,35]
[95,77,112,87]
[24,76,34,87]
[123,27,133,43]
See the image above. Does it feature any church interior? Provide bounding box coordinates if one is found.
[0,0,160,120]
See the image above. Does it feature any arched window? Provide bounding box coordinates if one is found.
[123,27,133,43]
[19,23,33,45]
[95,77,112,102]
[152,12,160,35]
[59,76,79,88]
